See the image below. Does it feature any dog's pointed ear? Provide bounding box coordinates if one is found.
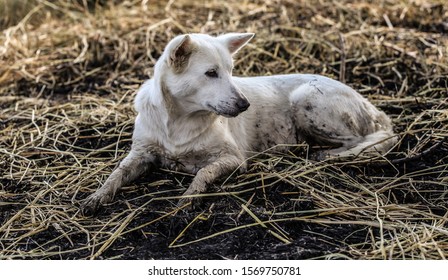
[168,35,195,72]
[218,33,254,55]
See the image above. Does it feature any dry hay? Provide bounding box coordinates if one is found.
[0,0,447,260]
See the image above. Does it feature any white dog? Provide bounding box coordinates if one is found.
[81,33,396,214]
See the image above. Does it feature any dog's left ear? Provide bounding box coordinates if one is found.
[218,33,254,55]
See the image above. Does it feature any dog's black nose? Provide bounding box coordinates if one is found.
[236,98,250,112]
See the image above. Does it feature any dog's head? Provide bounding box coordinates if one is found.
[159,33,254,117]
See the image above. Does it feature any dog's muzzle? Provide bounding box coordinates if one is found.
[207,98,250,117]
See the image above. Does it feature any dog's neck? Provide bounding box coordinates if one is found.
[143,73,219,146]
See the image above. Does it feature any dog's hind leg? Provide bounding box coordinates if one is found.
[290,81,396,160]
[178,154,245,207]
[81,149,155,215]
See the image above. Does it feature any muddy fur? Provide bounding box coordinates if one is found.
[81,33,397,215]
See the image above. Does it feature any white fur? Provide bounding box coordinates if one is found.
[81,33,397,214]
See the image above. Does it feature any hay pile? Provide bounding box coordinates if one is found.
[1,0,447,259]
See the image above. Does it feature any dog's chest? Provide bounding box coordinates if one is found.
[156,145,218,174]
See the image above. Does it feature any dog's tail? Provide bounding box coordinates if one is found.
[331,129,398,158]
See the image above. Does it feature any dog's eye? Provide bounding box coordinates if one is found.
[205,69,219,78]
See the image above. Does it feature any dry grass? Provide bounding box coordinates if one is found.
[0,0,447,259]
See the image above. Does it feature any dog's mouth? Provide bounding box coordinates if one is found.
[207,104,241,118]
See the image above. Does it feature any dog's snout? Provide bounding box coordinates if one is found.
[236,98,250,111]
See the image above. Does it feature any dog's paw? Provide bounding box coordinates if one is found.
[177,196,194,210]
[80,192,111,216]
[176,187,204,210]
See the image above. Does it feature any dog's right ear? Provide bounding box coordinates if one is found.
[168,35,195,73]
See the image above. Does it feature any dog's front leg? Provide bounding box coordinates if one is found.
[81,150,156,215]
[178,154,244,207]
